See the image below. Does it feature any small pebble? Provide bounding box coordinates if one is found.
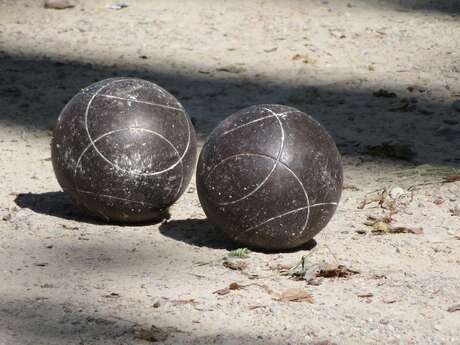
[389,186,405,199]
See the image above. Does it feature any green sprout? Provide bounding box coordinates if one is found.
[228,248,251,258]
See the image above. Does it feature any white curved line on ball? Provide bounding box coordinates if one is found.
[95,94,184,111]
[222,110,296,136]
[76,189,156,206]
[75,127,182,176]
[83,79,191,176]
[206,108,284,206]
[205,151,311,233]
[205,108,297,206]
[244,202,338,233]
[74,127,184,205]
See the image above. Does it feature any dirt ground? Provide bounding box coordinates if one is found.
[0,0,459,344]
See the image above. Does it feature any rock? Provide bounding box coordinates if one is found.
[389,187,405,199]
[44,0,75,9]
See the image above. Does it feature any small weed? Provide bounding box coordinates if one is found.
[228,248,250,258]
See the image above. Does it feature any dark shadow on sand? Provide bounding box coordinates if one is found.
[1,52,459,167]
[159,218,318,253]
[0,297,294,345]
[14,191,169,225]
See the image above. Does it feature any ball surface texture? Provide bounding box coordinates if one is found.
[196,104,342,250]
[51,78,197,222]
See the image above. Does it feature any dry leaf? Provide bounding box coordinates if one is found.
[229,282,241,290]
[447,304,460,312]
[223,260,248,271]
[444,175,460,183]
[390,226,423,235]
[272,263,293,274]
[358,193,385,209]
[373,221,391,232]
[274,288,313,303]
[213,287,231,295]
[343,184,360,191]
[317,264,359,278]
[450,206,460,216]
[248,305,266,310]
[171,299,199,306]
[383,299,397,304]
[288,256,358,284]
[365,216,423,235]
[358,188,406,212]
[357,293,374,298]
[292,54,303,60]
[213,282,242,295]
[433,198,445,205]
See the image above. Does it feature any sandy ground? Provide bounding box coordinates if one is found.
[0,0,460,344]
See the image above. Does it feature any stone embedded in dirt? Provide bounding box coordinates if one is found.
[44,0,75,9]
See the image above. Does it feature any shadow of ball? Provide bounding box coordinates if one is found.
[51,77,197,223]
[196,104,343,250]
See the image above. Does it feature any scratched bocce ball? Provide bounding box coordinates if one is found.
[196,104,343,250]
[51,78,197,222]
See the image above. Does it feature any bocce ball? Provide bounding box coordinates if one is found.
[51,77,197,222]
[196,104,343,250]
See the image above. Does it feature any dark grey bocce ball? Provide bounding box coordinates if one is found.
[51,78,197,223]
[196,104,343,250]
